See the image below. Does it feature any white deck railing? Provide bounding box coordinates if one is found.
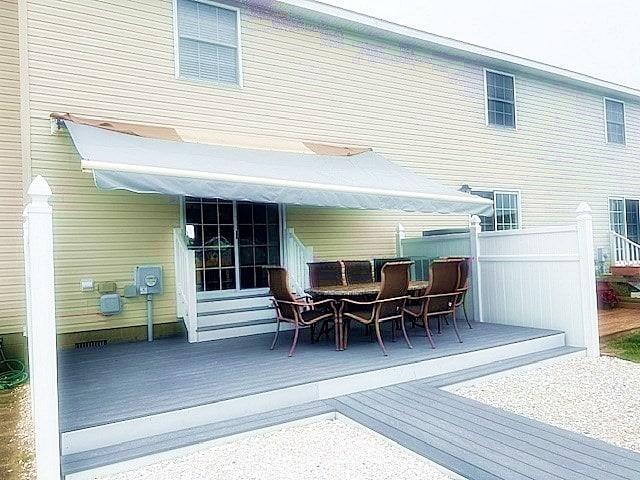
[286,227,314,295]
[610,231,640,266]
[173,228,198,343]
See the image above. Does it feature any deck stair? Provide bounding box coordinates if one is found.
[61,340,586,479]
[194,291,279,341]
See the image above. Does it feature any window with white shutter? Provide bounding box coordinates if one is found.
[176,0,240,85]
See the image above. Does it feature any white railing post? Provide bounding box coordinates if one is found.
[173,228,198,343]
[285,228,313,295]
[576,203,600,357]
[469,215,483,323]
[23,175,61,479]
[395,223,405,256]
[185,249,197,342]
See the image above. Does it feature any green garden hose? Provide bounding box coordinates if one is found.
[0,346,28,390]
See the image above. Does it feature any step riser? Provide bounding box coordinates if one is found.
[197,295,272,315]
[196,321,293,341]
[197,308,275,328]
[61,332,565,457]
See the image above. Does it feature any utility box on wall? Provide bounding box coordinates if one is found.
[134,265,163,295]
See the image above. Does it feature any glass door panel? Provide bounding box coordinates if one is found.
[626,199,640,245]
[186,197,236,292]
[237,202,280,289]
[186,198,280,293]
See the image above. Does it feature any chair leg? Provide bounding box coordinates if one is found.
[343,318,350,350]
[463,303,472,329]
[310,324,316,344]
[288,324,300,357]
[270,318,281,350]
[373,321,388,356]
[450,314,463,343]
[423,316,436,349]
[437,315,442,334]
[399,318,413,350]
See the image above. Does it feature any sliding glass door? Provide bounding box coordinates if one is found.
[185,198,281,294]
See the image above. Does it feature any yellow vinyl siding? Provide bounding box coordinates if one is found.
[22,0,640,334]
[30,124,180,334]
[0,0,25,335]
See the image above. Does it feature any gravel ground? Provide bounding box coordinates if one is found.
[97,420,456,480]
[16,384,35,480]
[453,356,640,453]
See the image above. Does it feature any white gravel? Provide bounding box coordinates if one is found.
[453,356,640,453]
[97,420,456,480]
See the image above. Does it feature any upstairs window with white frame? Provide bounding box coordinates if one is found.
[472,190,521,231]
[485,70,516,128]
[605,98,625,145]
[176,0,241,85]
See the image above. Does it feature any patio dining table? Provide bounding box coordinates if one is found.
[304,280,430,350]
[304,280,430,298]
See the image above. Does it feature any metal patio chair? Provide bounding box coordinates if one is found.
[451,257,472,328]
[340,261,412,356]
[342,260,374,284]
[404,258,464,344]
[266,267,338,356]
[308,261,344,287]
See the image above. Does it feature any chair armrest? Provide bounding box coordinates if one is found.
[341,295,408,306]
[411,292,460,301]
[273,298,333,308]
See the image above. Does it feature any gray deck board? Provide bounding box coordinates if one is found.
[366,387,629,480]
[58,321,562,431]
[62,401,333,475]
[328,385,640,480]
[423,346,584,387]
[398,382,640,472]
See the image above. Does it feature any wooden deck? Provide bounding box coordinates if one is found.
[58,323,640,480]
[60,320,615,479]
[57,321,563,432]
[599,305,640,337]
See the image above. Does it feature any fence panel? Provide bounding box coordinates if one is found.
[401,206,599,356]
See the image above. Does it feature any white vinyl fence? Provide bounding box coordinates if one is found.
[400,203,599,356]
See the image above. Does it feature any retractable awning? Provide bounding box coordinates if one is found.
[61,117,493,215]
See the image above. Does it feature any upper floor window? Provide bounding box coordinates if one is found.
[605,98,625,145]
[175,0,241,86]
[472,190,521,231]
[485,70,516,128]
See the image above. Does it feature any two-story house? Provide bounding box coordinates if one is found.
[1,0,639,354]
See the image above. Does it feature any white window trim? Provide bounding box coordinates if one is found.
[607,195,624,238]
[483,68,518,130]
[493,189,522,230]
[472,187,522,231]
[172,0,244,88]
[603,97,626,146]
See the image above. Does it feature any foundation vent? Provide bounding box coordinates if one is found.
[74,340,108,349]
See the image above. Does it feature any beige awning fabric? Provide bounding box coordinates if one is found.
[51,113,371,156]
[57,114,493,215]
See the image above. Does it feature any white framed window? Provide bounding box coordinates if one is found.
[174,0,242,86]
[484,69,516,128]
[604,98,626,145]
[608,197,640,244]
[472,189,521,231]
